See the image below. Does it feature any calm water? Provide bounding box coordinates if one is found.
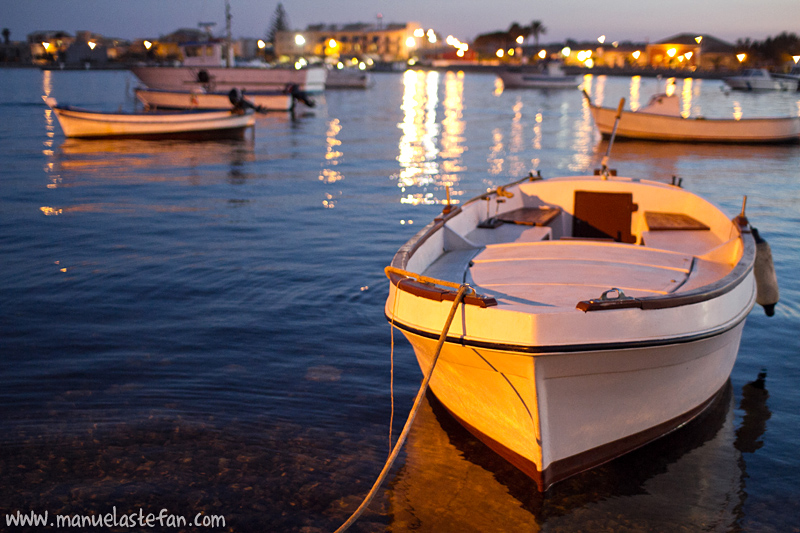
[1,68,799,532]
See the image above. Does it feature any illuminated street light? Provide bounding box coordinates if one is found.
[737,53,746,62]
[597,35,606,44]
[328,38,337,49]
[496,49,504,58]
[561,47,571,58]
[42,42,51,51]
[88,41,96,50]
[632,50,641,60]
[295,34,305,46]
[695,36,703,44]
[257,39,266,49]
[406,37,416,48]
[538,49,546,59]
[685,51,693,60]
[793,55,800,64]
[143,40,152,50]
[516,36,524,45]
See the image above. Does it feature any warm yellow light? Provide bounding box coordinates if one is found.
[88,41,96,50]
[508,48,514,56]
[685,51,693,60]
[585,58,594,68]
[457,49,465,57]
[328,39,337,49]
[295,34,306,46]
[667,48,677,58]
[358,61,366,70]
[561,47,571,57]
[632,50,641,60]
[598,35,606,44]
[42,42,51,51]
[414,28,424,38]
[406,37,416,48]
[516,36,524,45]
[737,53,746,62]
[143,40,152,50]
[793,55,800,64]
[695,36,703,44]
[257,39,265,49]
[538,49,546,59]
[496,49,504,58]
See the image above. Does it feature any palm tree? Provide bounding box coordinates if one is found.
[529,21,546,46]
[2,28,9,45]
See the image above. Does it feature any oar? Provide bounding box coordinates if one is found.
[601,97,625,178]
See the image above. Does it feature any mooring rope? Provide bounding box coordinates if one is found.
[333,283,471,533]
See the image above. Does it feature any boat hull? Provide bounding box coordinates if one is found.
[135,87,293,111]
[130,65,327,94]
[48,101,255,139]
[589,103,800,144]
[395,314,747,490]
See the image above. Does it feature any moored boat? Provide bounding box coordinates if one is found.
[130,64,328,95]
[724,68,793,91]
[498,62,580,89]
[585,91,800,144]
[134,86,314,112]
[385,168,776,490]
[45,97,255,140]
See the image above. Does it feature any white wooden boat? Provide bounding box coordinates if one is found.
[130,65,327,94]
[385,170,771,490]
[134,86,314,112]
[498,62,580,89]
[326,67,374,89]
[724,69,793,91]
[45,97,255,139]
[585,91,800,144]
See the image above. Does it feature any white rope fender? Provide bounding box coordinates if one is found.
[333,283,472,532]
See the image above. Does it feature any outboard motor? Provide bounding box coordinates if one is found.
[284,83,315,108]
[228,88,267,113]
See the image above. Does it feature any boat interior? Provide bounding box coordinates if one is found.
[422,179,743,312]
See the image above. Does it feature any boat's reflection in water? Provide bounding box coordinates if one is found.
[389,373,770,531]
[49,136,257,189]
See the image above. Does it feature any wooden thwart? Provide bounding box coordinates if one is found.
[645,211,710,231]
[496,207,561,226]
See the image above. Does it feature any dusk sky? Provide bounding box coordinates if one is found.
[5,0,798,45]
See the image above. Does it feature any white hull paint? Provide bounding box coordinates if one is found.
[385,174,758,489]
[46,98,255,139]
[498,64,580,89]
[588,96,800,144]
[135,87,293,111]
[130,65,327,94]
[724,69,793,91]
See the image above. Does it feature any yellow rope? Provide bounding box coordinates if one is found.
[333,283,471,533]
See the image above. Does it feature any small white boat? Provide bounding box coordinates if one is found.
[134,86,314,112]
[385,168,776,490]
[45,97,255,139]
[724,68,793,91]
[326,67,374,89]
[498,62,580,89]
[585,91,800,144]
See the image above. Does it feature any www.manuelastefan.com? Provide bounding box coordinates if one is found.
[5,508,225,528]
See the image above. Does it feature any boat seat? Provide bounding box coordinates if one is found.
[644,211,710,231]
[496,206,561,226]
[572,191,638,243]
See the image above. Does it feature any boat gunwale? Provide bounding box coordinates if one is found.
[388,176,756,314]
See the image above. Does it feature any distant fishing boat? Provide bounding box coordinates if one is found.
[134,85,315,112]
[724,69,793,91]
[585,91,800,144]
[46,97,255,140]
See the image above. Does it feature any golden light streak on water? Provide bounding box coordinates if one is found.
[629,76,642,111]
[439,71,466,201]
[396,69,443,206]
[681,78,693,118]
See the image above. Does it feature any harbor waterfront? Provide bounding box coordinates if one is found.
[1,68,799,531]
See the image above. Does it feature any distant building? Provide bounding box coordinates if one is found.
[274,22,422,62]
[647,34,737,71]
[28,31,74,65]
